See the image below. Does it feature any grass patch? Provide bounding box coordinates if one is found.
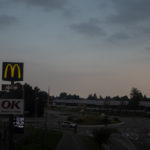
[16,128,63,150]
[67,114,120,125]
[82,128,117,150]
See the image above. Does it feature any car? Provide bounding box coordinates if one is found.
[61,121,77,128]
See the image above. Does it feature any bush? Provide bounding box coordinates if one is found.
[93,128,115,149]
[75,118,83,123]
[113,117,119,122]
[67,116,73,121]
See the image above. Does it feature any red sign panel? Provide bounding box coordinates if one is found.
[0,99,24,115]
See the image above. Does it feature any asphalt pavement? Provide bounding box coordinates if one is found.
[108,134,136,150]
[56,131,87,150]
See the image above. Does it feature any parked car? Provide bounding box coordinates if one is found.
[61,121,77,128]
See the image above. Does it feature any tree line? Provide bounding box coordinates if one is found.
[0,83,149,116]
[51,88,150,108]
[51,88,149,101]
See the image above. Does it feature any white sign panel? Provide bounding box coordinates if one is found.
[0,99,24,115]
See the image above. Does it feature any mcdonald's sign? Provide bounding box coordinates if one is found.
[2,62,24,81]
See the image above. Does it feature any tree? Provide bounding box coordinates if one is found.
[120,96,128,106]
[129,88,143,108]
[58,92,80,99]
[37,91,48,116]
[93,128,114,149]
[99,95,103,100]
[24,83,47,117]
[24,83,35,116]
[143,95,148,101]
[59,92,67,99]
[93,93,98,100]
[87,93,97,100]
[112,96,120,101]
[121,96,129,101]
[87,94,93,100]
[105,96,111,100]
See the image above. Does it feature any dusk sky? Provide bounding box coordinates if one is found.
[0,0,150,97]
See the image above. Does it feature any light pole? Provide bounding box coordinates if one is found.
[34,97,39,127]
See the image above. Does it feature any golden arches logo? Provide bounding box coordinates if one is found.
[4,64,21,79]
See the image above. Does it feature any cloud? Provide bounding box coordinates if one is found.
[145,47,150,51]
[62,9,75,19]
[0,14,17,28]
[108,33,131,42]
[14,0,67,11]
[100,0,150,41]
[106,0,150,26]
[70,18,106,37]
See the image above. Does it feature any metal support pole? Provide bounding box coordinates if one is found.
[8,115,14,150]
[8,81,14,150]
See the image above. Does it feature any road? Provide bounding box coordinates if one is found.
[108,134,136,150]
[56,131,87,150]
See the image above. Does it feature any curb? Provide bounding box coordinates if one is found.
[78,122,125,128]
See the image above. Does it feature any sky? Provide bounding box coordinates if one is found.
[0,0,150,98]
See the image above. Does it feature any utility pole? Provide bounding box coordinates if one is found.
[45,86,50,130]
[48,86,50,106]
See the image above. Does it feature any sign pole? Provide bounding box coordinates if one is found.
[1,62,24,150]
[8,81,15,150]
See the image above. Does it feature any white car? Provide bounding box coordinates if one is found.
[61,121,76,128]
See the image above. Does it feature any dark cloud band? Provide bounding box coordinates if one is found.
[70,18,106,37]
[14,0,67,11]
[0,14,17,28]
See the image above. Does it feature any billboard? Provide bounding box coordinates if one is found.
[2,62,24,81]
[0,99,24,115]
